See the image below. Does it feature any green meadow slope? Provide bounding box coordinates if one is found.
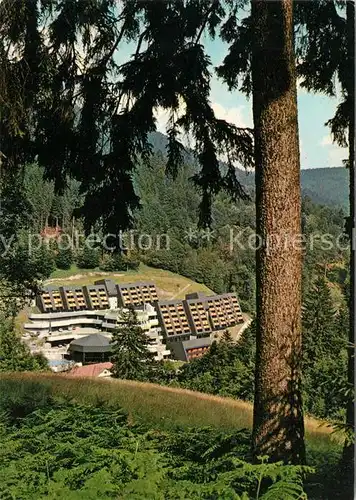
[2,373,340,453]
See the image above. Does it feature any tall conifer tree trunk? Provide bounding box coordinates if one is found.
[251,0,305,464]
[341,1,355,494]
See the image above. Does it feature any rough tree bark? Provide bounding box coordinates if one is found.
[251,0,305,464]
[340,1,355,495]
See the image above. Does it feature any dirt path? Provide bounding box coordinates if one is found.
[170,283,191,300]
[45,271,125,284]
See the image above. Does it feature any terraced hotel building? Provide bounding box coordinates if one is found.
[155,300,192,339]
[117,281,159,307]
[36,285,110,313]
[33,280,244,363]
[156,291,244,341]
[36,283,243,338]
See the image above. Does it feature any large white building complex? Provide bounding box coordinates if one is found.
[25,281,170,368]
[25,278,245,368]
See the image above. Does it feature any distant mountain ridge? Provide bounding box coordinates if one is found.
[300,168,348,209]
[148,131,349,210]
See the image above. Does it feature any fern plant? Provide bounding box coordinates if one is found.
[0,401,313,499]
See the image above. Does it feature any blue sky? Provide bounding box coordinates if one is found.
[203,35,348,170]
[117,33,347,170]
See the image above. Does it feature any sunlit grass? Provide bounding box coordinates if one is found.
[47,263,213,298]
[0,372,341,459]
[49,264,95,279]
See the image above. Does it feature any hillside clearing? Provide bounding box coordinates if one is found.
[46,263,213,299]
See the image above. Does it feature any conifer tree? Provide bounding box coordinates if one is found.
[55,247,73,271]
[221,329,234,345]
[302,277,348,421]
[295,2,354,487]
[76,246,100,270]
[248,0,305,464]
[302,275,338,363]
[217,0,305,463]
[111,306,156,381]
[237,319,256,365]
[0,317,48,372]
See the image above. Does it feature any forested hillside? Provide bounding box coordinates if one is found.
[19,155,348,317]
[149,132,349,209]
[301,168,349,209]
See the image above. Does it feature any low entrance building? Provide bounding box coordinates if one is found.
[68,333,112,363]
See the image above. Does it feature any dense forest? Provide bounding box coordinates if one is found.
[0,0,353,497]
[19,152,349,315]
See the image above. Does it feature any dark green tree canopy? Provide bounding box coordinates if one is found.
[111,306,156,381]
[0,0,254,233]
[2,0,349,235]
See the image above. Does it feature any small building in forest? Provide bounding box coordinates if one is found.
[167,336,213,362]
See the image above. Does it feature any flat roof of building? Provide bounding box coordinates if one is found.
[40,285,63,292]
[94,279,118,296]
[182,337,213,350]
[185,292,238,304]
[157,298,186,307]
[29,310,110,320]
[185,292,207,300]
[51,327,105,336]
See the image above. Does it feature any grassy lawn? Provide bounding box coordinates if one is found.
[49,264,95,279]
[1,373,341,457]
[47,263,213,299]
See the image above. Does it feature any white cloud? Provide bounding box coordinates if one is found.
[320,134,348,166]
[320,134,333,146]
[154,101,250,136]
[211,102,250,128]
[328,147,348,166]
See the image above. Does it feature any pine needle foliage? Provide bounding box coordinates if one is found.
[111,306,156,381]
[0,0,254,233]
[302,275,348,420]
